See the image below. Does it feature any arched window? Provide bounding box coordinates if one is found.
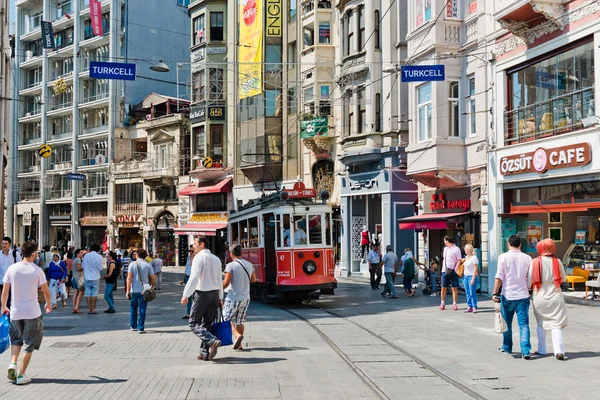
[374,10,380,49]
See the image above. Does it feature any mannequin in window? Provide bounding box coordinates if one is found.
[361,225,370,258]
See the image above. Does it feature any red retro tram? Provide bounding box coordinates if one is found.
[228,183,337,301]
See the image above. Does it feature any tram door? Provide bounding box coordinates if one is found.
[264,213,277,284]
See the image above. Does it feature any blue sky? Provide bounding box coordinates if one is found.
[9,0,15,34]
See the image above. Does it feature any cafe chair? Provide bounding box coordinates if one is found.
[585,275,600,299]
[566,266,589,291]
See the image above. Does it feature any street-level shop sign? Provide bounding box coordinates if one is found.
[90,61,136,81]
[401,65,445,82]
[499,143,592,176]
[190,106,206,123]
[208,106,225,120]
[430,193,471,212]
[350,178,378,191]
[300,117,328,139]
[115,215,142,224]
[190,212,229,223]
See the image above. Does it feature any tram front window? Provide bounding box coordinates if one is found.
[293,215,308,245]
[309,215,322,244]
[282,214,291,247]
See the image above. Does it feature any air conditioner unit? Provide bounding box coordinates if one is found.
[64,190,72,197]
[32,166,40,172]
[90,189,97,196]
[25,51,33,61]
[25,112,31,117]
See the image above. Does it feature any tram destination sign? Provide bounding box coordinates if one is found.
[401,65,445,82]
[499,143,592,176]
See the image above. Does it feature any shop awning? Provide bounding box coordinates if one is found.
[398,212,472,230]
[173,223,228,236]
[179,178,232,196]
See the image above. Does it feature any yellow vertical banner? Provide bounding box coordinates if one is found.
[266,0,282,37]
[239,0,263,100]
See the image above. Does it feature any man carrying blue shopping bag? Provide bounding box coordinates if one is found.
[181,236,224,361]
[1,242,52,385]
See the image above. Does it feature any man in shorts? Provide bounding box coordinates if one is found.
[222,244,256,350]
[82,243,103,314]
[1,241,52,385]
[440,235,461,311]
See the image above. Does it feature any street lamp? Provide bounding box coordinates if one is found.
[149,61,170,73]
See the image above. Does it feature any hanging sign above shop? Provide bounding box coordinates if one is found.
[430,193,471,212]
[300,117,328,139]
[499,143,592,176]
[266,0,282,37]
[190,106,206,123]
[350,178,378,191]
[401,65,445,82]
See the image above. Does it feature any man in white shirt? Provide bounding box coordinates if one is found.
[493,234,533,359]
[181,236,224,361]
[0,236,23,309]
[367,244,382,290]
[81,243,104,314]
[150,254,164,290]
[2,241,52,385]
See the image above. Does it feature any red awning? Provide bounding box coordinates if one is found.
[179,178,232,196]
[173,223,228,236]
[398,212,472,230]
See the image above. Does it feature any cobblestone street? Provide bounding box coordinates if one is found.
[1,271,599,400]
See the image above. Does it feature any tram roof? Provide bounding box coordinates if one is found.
[229,195,331,222]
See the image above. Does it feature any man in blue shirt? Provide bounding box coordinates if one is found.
[367,244,382,290]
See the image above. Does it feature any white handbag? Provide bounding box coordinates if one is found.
[494,303,508,334]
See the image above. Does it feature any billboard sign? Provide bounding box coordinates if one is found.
[239,0,263,99]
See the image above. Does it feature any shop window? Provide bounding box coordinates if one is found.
[467,75,476,137]
[193,14,205,46]
[309,215,322,244]
[210,12,224,42]
[195,193,227,212]
[541,184,572,202]
[505,40,595,145]
[511,187,539,204]
[449,81,460,137]
[574,181,600,200]
[417,83,432,141]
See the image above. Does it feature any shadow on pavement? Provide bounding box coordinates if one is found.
[33,376,128,385]
[245,346,308,352]
[564,351,600,360]
[214,357,287,364]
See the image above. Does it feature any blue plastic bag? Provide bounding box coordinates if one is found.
[0,314,10,354]
[211,311,233,346]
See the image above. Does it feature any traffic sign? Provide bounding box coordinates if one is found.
[401,65,445,82]
[67,173,86,181]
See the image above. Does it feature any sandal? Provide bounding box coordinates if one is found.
[233,335,244,350]
[73,309,83,314]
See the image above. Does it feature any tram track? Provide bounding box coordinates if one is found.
[278,303,488,400]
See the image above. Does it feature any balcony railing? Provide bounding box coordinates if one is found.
[19,135,41,146]
[49,188,72,200]
[505,88,595,145]
[115,203,143,215]
[82,92,109,103]
[81,186,108,197]
[19,190,40,202]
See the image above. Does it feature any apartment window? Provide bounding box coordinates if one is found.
[303,86,314,115]
[345,90,353,135]
[210,12,224,42]
[288,41,296,68]
[506,40,594,145]
[303,1,314,14]
[375,93,381,132]
[417,83,432,141]
[156,144,170,169]
[193,125,206,159]
[81,107,107,131]
[50,146,73,165]
[54,27,74,49]
[192,70,205,102]
[288,87,297,114]
[29,11,42,32]
[27,67,42,87]
[210,125,224,162]
[177,0,191,6]
[26,39,43,58]
[209,68,224,100]
[358,7,365,51]
[57,1,73,19]
[304,26,314,47]
[116,183,143,204]
[318,22,330,44]
[374,10,380,49]
[51,115,72,137]
[345,10,354,56]
[101,13,110,34]
[358,87,366,134]
[318,1,332,8]
[289,0,297,22]
[467,75,476,137]
[83,172,108,196]
[319,101,331,116]
[81,140,108,166]
[449,81,460,137]
[193,14,205,46]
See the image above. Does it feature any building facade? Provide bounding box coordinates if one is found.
[398,0,491,289]
[488,0,600,294]
[1,0,12,233]
[9,0,190,248]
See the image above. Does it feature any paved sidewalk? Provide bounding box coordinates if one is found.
[0,270,378,400]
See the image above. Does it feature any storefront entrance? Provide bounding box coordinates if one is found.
[154,211,176,265]
[119,227,143,250]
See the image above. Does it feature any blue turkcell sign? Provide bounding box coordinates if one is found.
[401,65,445,82]
[90,61,136,80]
[67,172,86,181]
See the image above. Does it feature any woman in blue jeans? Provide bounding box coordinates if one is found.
[462,244,479,313]
[103,251,119,313]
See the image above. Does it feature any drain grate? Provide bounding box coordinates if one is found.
[44,326,74,331]
[50,342,95,348]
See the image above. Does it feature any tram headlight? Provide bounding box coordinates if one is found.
[303,260,317,275]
